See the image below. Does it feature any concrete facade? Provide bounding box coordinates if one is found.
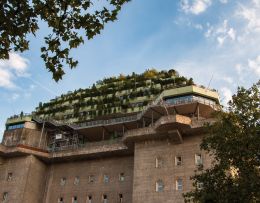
[0,118,213,203]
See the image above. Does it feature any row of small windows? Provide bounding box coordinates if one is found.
[155,154,203,168]
[2,193,123,203]
[58,194,123,203]
[6,123,24,130]
[156,178,183,192]
[60,173,125,186]
[156,178,204,192]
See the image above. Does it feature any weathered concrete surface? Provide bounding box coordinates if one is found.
[0,115,214,203]
[44,156,134,203]
[132,135,212,203]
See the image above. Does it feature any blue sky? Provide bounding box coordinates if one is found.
[0,0,260,139]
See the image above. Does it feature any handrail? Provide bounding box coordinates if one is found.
[32,93,220,130]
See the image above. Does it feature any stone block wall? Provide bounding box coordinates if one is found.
[0,156,47,203]
[44,156,134,203]
[132,134,212,203]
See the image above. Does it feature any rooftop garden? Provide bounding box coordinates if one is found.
[34,69,194,123]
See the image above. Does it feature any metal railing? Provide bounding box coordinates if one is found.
[48,138,123,152]
[32,93,220,130]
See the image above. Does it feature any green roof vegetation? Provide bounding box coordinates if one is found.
[34,69,194,123]
[6,113,32,126]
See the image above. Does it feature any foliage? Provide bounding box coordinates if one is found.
[0,0,129,81]
[184,81,260,203]
[35,69,195,122]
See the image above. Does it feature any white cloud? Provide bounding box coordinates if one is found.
[237,1,260,33]
[248,55,260,76]
[11,93,20,101]
[219,0,228,4]
[221,87,233,106]
[180,0,212,15]
[174,17,204,30]
[0,68,15,88]
[0,52,29,89]
[205,20,236,46]
[222,76,233,84]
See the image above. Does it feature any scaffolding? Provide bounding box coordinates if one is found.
[47,130,81,152]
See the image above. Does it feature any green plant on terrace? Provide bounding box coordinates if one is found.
[34,69,194,123]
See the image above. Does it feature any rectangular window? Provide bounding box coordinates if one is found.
[176,178,183,191]
[156,180,164,192]
[87,195,92,203]
[195,154,203,166]
[3,192,8,201]
[89,175,95,183]
[7,172,13,181]
[74,176,80,185]
[119,173,125,182]
[197,182,203,190]
[175,156,182,166]
[72,196,77,203]
[103,194,108,203]
[119,194,123,203]
[60,177,66,186]
[58,197,64,203]
[155,157,162,168]
[103,175,109,183]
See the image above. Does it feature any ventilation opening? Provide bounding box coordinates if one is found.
[72,196,77,203]
[7,172,13,181]
[3,192,8,201]
[103,194,108,203]
[58,197,64,203]
[119,194,123,203]
[87,195,92,203]
[119,173,125,181]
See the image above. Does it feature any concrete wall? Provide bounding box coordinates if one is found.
[2,127,46,149]
[132,134,212,203]
[22,156,48,203]
[45,156,134,203]
[0,156,47,203]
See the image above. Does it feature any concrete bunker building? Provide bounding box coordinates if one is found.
[0,69,220,203]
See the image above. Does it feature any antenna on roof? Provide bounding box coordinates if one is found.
[207,74,214,91]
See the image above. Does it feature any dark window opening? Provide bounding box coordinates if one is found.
[7,173,13,181]
[87,195,92,203]
[119,194,123,203]
[72,196,77,203]
[103,194,108,203]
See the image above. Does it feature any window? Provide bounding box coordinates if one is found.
[58,197,64,203]
[176,178,183,191]
[60,177,66,186]
[74,176,80,185]
[197,182,203,190]
[195,154,203,166]
[119,173,125,182]
[103,175,109,183]
[87,195,92,203]
[88,175,95,183]
[72,196,77,203]
[156,180,164,192]
[102,194,108,203]
[3,192,8,202]
[7,172,13,181]
[155,157,163,168]
[119,194,123,203]
[175,156,182,166]
[7,123,24,130]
